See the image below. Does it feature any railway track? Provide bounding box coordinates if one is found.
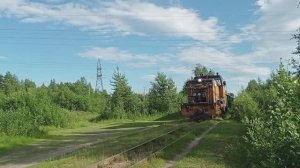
[89,123,194,168]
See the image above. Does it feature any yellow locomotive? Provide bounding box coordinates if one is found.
[181,74,230,120]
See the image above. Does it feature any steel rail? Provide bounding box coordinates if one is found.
[129,128,195,168]
[90,125,185,168]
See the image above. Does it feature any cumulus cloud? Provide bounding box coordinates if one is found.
[0,0,222,41]
[142,74,156,81]
[160,66,192,76]
[242,0,300,63]
[80,47,134,61]
[80,47,171,67]
[177,45,271,77]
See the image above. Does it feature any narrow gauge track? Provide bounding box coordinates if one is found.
[129,129,195,168]
[89,123,193,168]
[130,122,219,168]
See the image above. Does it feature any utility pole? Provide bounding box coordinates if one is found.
[95,58,103,92]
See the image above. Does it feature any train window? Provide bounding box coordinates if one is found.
[194,92,207,103]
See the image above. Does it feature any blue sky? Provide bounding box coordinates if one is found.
[0,0,299,94]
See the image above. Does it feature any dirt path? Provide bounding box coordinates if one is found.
[0,125,157,168]
[163,123,219,168]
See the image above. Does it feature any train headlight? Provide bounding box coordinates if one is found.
[197,79,202,82]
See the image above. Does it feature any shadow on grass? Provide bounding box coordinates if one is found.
[178,121,246,168]
[155,120,247,168]
[0,120,168,167]
[155,112,185,121]
[102,121,163,129]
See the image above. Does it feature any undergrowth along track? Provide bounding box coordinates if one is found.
[89,122,194,168]
[129,128,195,168]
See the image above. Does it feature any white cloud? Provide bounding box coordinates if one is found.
[142,74,156,81]
[256,0,269,10]
[80,47,170,68]
[0,0,222,41]
[80,47,133,61]
[160,66,192,76]
[244,0,300,63]
[177,45,271,77]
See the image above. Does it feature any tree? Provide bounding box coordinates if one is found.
[233,62,300,168]
[181,64,215,94]
[292,29,300,77]
[0,74,4,89]
[148,72,178,114]
[110,67,136,118]
[292,29,300,56]
[22,79,36,92]
[2,72,20,95]
[193,64,215,77]
[72,77,91,95]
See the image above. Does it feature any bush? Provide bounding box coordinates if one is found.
[0,110,42,136]
[0,91,70,136]
[233,63,300,168]
[230,92,260,121]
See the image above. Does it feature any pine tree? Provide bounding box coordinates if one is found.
[3,72,20,95]
[148,72,178,114]
[110,67,135,118]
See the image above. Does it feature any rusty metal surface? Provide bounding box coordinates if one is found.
[181,75,228,120]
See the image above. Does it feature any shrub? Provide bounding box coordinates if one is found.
[0,91,70,136]
[0,110,42,136]
[230,92,260,121]
[236,63,300,168]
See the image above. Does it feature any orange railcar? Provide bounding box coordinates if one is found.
[181,74,228,120]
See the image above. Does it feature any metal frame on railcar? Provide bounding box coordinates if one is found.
[181,74,228,120]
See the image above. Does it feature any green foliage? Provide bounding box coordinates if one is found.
[0,69,182,135]
[232,62,300,168]
[148,72,179,114]
[0,90,69,136]
[0,72,109,137]
[22,79,36,92]
[231,92,260,121]
[46,78,109,113]
[292,29,300,56]
[1,72,21,95]
[193,64,215,77]
[181,64,215,94]
[99,68,140,119]
[110,68,136,114]
[111,69,134,116]
[0,110,42,136]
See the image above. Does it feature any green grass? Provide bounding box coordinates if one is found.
[0,111,133,157]
[32,121,185,168]
[173,120,245,168]
[135,120,245,168]
[134,120,217,168]
[0,134,37,156]
[0,111,183,158]
[0,112,186,168]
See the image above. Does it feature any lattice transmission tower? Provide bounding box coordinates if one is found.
[95,58,103,92]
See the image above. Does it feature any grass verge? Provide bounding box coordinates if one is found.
[31,121,185,168]
[135,120,245,168]
[133,120,217,168]
[0,111,99,156]
[173,120,245,168]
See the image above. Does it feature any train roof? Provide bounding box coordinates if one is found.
[194,74,223,81]
[190,74,225,86]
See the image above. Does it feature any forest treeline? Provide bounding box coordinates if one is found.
[0,68,185,136]
[230,30,300,167]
